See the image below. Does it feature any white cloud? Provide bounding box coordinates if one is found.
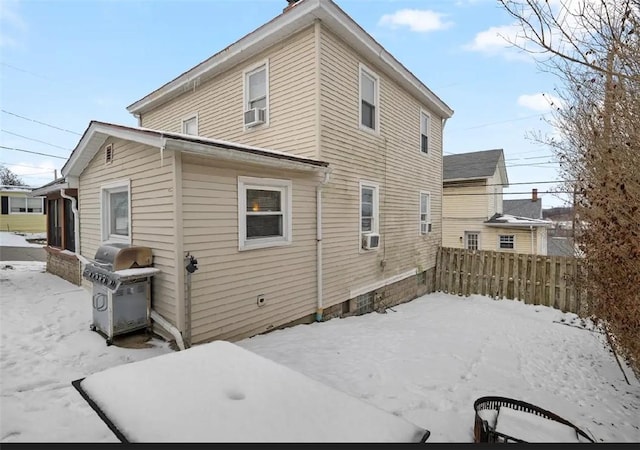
[463,23,531,60]
[518,93,563,112]
[0,0,27,48]
[379,9,453,33]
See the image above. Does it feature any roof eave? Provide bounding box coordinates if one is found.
[484,222,552,228]
[126,0,453,119]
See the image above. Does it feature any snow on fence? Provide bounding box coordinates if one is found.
[435,247,585,315]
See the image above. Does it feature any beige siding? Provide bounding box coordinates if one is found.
[78,139,178,322]
[141,27,318,159]
[442,219,484,249]
[443,181,490,220]
[486,227,535,254]
[318,27,444,308]
[181,154,322,343]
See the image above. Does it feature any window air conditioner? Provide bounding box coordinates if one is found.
[244,108,266,127]
[362,233,380,250]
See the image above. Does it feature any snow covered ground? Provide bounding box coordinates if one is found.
[0,232,46,248]
[1,261,639,442]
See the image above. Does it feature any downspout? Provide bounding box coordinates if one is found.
[150,310,186,351]
[530,225,534,254]
[316,169,331,322]
[60,188,79,254]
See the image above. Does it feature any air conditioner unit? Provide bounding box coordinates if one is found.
[244,108,266,127]
[362,233,380,250]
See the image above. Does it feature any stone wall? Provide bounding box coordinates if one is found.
[45,247,82,286]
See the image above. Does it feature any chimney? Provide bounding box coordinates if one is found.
[283,0,302,13]
[532,188,538,202]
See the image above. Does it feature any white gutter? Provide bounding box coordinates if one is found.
[316,169,331,321]
[150,309,186,351]
[60,188,79,254]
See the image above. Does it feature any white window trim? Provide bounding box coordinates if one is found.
[238,176,292,251]
[419,191,431,235]
[242,59,270,130]
[358,63,380,135]
[465,231,481,250]
[498,234,515,250]
[181,113,199,135]
[8,196,44,215]
[100,179,132,244]
[359,180,380,252]
[420,109,430,155]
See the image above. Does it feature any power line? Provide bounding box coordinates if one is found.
[1,130,71,151]
[1,62,53,81]
[0,145,67,159]
[459,112,550,131]
[0,161,59,170]
[1,110,82,136]
[444,190,570,196]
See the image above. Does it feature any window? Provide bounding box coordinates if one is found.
[243,61,268,127]
[182,115,198,135]
[360,181,379,235]
[238,177,292,250]
[101,181,130,243]
[419,192,431,234]
[420,111,430,154]
[499,235,515,249]
[9,196,43,214]
[465,232,479,250]
[359,64,379,132]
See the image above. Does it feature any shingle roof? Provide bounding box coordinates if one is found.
[443,149,503,181]
[503,199,542,219]
[547,237,575,257]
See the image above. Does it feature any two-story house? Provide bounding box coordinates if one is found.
[40,0,454,346]
[442,149,551,255]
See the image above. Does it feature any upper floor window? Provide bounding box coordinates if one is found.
[420,111,430,154]
[244,61,269,128]
[182,115,198,135]
[359,64,379,132]
[101,181,130,243]
[8,197,43,214]
[419,192,431,234]
[238,176,291,250]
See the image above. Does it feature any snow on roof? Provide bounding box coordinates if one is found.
[485,213,553,227]
[0,185,34,193]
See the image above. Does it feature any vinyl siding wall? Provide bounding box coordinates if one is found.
[0,192,46,233]
[181,154,321,343]
[318,27,443,308]
[140,27,318,159]
[78,138,178,322]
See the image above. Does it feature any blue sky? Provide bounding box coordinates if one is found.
[0,0,568,207]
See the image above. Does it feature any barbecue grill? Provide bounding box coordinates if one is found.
[83,243,160,345]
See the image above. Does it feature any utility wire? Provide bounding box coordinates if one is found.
[0,145,67,159]
[1,110,82,136]
[444,190,570,196]
[1,130,71,151]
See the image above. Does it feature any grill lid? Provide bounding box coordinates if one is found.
[93,243,153,271]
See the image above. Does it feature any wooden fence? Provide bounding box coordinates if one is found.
[435,247,585,315]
